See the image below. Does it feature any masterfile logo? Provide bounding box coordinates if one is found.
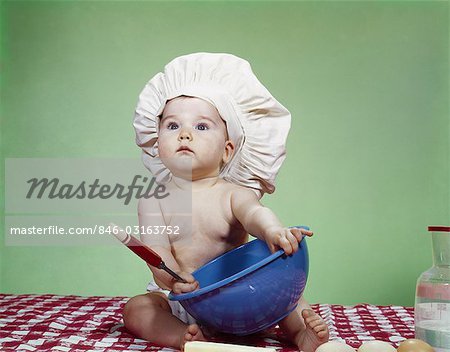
[4,158,192,246]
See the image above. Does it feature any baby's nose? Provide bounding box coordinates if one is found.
[178,129,192,141]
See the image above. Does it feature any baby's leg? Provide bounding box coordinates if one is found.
[122,293,206,350]
[278,296,329,352]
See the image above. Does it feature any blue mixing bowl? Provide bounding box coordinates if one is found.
[168,227,309,335]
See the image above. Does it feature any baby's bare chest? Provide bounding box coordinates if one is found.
[161,188,247,270]
[166,191,234,240]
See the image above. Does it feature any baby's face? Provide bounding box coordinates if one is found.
[158,96,234,180]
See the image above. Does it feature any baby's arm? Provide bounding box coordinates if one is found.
[138,198,199,293]
[231,188,313,255]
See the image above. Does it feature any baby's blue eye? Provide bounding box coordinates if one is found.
[167,122,179,130]
[196,123,209,131]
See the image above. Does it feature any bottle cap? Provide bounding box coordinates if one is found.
[428,226,450,232]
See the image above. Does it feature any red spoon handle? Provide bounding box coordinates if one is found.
[125,234,163,268]
[112,227,163,267]
[111,225,187,283]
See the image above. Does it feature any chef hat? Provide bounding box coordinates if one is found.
[133,52,291,196]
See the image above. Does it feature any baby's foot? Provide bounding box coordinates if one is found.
[295,309,329,352]
[181,324,206,351]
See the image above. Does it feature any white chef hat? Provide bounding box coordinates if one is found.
[133,52,291,196]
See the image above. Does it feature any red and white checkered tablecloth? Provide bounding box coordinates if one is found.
[0,294,414,351]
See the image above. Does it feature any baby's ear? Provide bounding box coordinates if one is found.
[222,140,235,164]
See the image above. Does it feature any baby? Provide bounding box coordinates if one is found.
[123,53,329,352]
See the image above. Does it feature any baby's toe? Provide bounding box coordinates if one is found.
[302,308,317,322]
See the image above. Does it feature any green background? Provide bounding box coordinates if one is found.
[1,1,448,306]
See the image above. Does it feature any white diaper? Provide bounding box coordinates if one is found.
[146,281,197,325]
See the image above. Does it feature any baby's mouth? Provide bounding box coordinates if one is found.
[177,146,194,154]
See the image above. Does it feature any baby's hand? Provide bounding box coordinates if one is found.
[265,227,313,255]
[171,271,199,294]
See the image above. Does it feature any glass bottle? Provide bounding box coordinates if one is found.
[415,226,450,352]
